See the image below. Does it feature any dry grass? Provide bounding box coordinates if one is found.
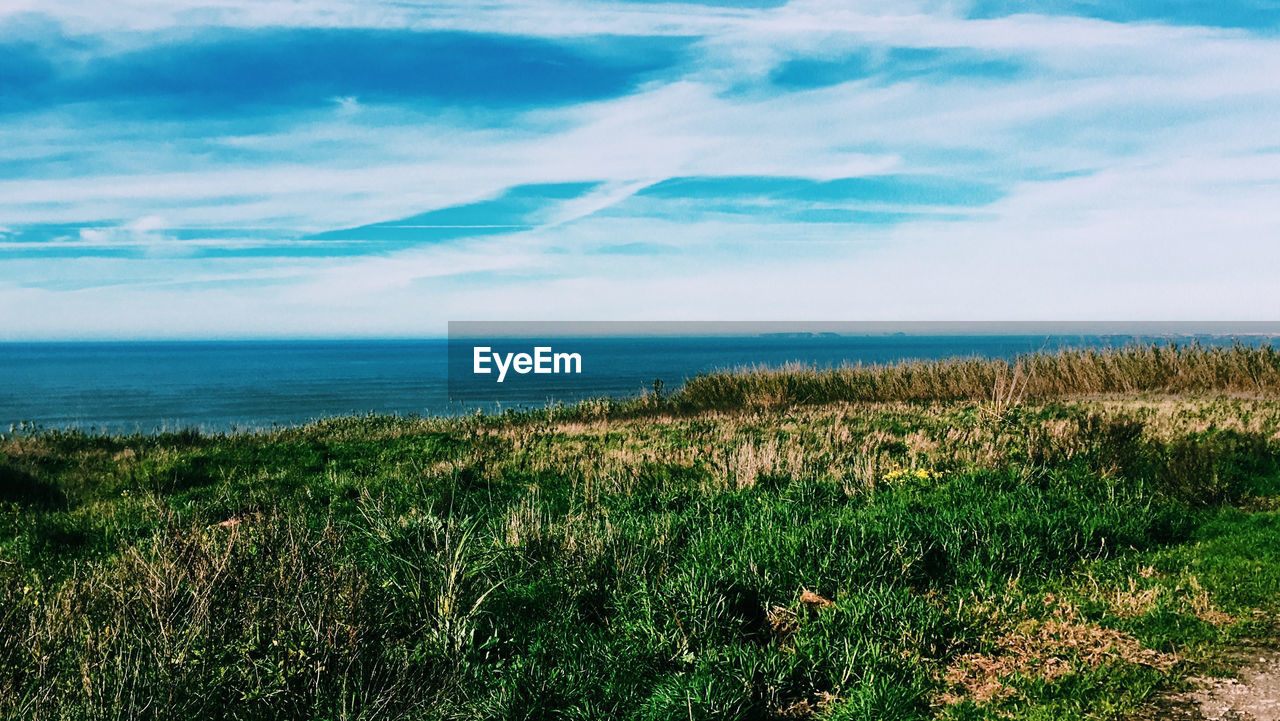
[939,595,1180,708]
[674,343,1280,412]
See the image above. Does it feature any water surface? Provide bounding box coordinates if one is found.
[0,335,1270,433]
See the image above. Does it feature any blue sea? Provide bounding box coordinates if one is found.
[0,335,1273,434]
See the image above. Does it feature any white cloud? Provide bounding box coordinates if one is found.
[74,215,169,245]
[3,0,1279,336]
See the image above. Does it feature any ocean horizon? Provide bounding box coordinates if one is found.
[3,334,1277,434]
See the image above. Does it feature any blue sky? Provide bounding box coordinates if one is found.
[1,0,1278,338]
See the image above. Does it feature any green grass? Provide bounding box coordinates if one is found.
[4,347,1280,719]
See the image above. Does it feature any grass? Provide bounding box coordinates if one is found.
[671,342,1280,410]
[628,341,1280,415]
[3,344,1280,719]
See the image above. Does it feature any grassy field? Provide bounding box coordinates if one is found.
[3,344,1280,720]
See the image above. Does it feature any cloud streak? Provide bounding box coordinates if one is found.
[1,0,1278,337]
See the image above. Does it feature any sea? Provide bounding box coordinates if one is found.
[1,334,1274,434]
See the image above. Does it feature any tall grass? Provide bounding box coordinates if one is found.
[672,343,1280,412]
[3,350,1280,719]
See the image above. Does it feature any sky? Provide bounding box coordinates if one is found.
[1,0,1278,339]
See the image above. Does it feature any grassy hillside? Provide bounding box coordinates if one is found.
[3,345,1280,720]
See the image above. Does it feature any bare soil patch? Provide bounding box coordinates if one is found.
[1138,648,1280,721]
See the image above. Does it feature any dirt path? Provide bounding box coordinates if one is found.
[1141,649,1280,720]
